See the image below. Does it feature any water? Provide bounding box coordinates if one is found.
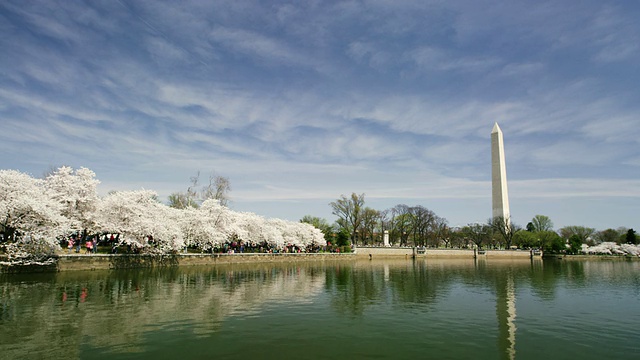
[1,259,639,359]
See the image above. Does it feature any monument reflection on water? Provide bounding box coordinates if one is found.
[1,258,639,359]
[496,263,518,360]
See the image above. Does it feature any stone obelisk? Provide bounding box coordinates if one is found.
[491,122,510,223]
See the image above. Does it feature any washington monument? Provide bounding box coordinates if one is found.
[491,122,511,224]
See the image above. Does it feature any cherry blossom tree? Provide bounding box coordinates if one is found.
[97,190,183,253]
[0,169,67,259]
[582,242,640,256]
[45,166,100,237]
[180,200,229,251]
[263,218,325,250]
[294,222,326,249]
[177,200,326,252]
[258,219,285,249]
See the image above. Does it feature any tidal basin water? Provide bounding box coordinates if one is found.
[1,259,639,360]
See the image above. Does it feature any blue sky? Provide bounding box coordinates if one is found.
[1,0,639,231]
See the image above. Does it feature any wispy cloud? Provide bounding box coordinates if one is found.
[210,27,305,65]
[590,5,640,63]
[408,46,502,73]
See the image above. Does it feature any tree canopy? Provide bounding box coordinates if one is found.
[530,215,554,232]
[1,167,325,259]
[168,171,231,209]
[329,193,365,244]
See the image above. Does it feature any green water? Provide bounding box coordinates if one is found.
[1,259,639,359]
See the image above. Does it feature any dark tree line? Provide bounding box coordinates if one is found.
[302,194,640,253]
[324,193,449,247]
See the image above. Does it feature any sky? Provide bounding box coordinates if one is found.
[1,0,639,231]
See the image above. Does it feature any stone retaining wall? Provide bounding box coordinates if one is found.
[0,248,542,273]
[62,253,357,271]
[423,249,474,257]
[483,250,536,258]
[355,247,536,258]
[546,254,640,261]
[355,247,414,257]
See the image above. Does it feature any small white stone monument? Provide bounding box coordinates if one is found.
[383,230,390,247]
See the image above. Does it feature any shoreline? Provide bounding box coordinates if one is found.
[0,252,356,273]
[1,249,637,274]
[543,254,640,261]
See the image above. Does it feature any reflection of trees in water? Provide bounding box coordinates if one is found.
[323,260,456,317]
[387,260,452,306]
[325,262,385,317]
[324,259,538,317]
[526,259,623,300]
[539,259,640,294]
[0,264,326,358]
[323,259,538,360]
[528,259,560,300]
[0,273,64,353]
[2,259,638,359]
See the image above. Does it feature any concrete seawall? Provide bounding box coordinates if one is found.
[355,247,415,257]
[1,248,539,273]
[0,253,355,273]
[61,253,361,271]
[355,247,536,259]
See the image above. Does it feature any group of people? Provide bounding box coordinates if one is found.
[65,234,118,254]
[66,235,97,254]
[208,241,326,254]
[61,234,329,255]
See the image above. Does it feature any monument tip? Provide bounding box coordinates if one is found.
[492,122,501,134]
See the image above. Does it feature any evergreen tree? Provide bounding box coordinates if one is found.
[626,229,638,244]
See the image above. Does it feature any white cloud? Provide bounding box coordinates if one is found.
[590,5,640,63]
[145,36,188,64]
[581,114,640,143]
[511,178,640,198]
[528,141,616,167]
[209,26,314,69]
[497,62,544,77]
